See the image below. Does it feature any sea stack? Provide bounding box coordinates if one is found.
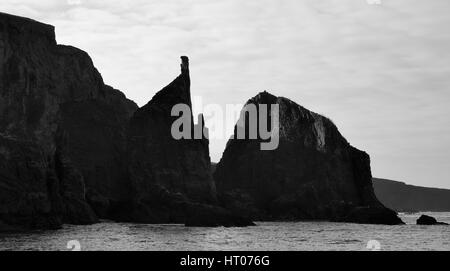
[122,56,253,226]
[214,91,404,225]
[181,56,189,74]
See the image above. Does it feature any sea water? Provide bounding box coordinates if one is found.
[0,212,449,251]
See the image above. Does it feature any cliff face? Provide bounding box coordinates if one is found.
[0,13,137,231]
[119,57,251,226]
[0,13,252,230]
[214,92,403,225]
[0,12,404,230]
[127,57,215,205]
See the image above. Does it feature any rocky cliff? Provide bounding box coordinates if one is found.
[214,92,403,225]
[118,56,252,226]
[0,13,252,231]
[1,12,404,231]
[0,12,137,231]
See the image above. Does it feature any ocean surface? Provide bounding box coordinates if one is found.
[0,212,449,251]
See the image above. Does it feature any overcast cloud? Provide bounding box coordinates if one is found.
[1,0,449,188]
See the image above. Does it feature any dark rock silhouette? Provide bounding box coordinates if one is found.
[416,215,448,225]
[0,12,127,230]
[185,203,255,227]
[0,13,252,230]
[1,12,406,231]
[127,56,215,206]
[373,178,450,212]
[214,92,404,225]
[0,136,63,231]
[123,56,253,226]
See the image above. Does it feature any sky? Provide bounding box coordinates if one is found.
[1,0,449,189]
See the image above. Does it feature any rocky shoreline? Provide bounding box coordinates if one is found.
[0,12,402,232]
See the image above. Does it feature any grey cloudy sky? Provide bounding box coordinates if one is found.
[1,0,449,189]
